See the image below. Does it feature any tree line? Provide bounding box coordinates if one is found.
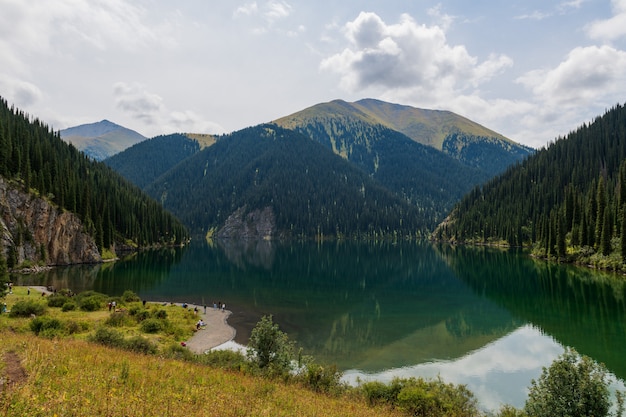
[0,97,188,259]
[435,103,626,269]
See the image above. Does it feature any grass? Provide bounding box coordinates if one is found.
[0,287,404,417]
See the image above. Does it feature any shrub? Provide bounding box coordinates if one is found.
[140,318,163,334]
[524,348,610,417]
[75,291,107,312]
[200,349,248,371]
[162,342,196,362]
[30,316,62,336]
[153,309,168,319]
[105,311,133,327]
[359,377,479,417]
[9,299,47,317]
[125,336,157,355]
[47,294,69,308]
[61,302,76,312]
[299,363,345,395]
[121,290,141,303]
[131,308,151,322]
[89,327,126,349]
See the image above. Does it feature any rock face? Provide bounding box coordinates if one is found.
[0,178,101,266]
[217,206,276,240]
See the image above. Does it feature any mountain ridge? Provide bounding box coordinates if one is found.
[60,119,147,160]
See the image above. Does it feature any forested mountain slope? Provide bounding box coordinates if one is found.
[274,99,532,178]
[435,103,626,269]
[146,124,424,239]
[0,97,188,265]
[105,134,202,189]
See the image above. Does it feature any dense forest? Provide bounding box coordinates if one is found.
[435,103,626,269]
[147,124,426,239]
[0,97,189,255]
[105,133,201,189]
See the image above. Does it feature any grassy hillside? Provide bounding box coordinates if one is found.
[352,98,510,149]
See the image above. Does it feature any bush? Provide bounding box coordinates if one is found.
[131,308,150,322]
[75,291,107,312]
[298,363,345,394]
[153,309,167,319]
[61,302,76,312]
[125,336,157,355]
[30,316,63,336]
[140,318,163,334]
[162,342,196,362]
[89,327,126,349]
[105,311,133,327]
[359,377,479,417]
[47,294,69,308]
[524,348,610,417]
[200,349,248,371]
[121,290,141,303]
[9,300,47,317]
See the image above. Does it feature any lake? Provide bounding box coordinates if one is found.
[13,240,626,412]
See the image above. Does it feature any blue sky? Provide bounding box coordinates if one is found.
[1,0,625,148]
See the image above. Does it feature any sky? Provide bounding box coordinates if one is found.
[2,0,626,149]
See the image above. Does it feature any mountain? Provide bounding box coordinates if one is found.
[105,134,205,189]
[60,120,147,160]
[434,103,626,268]
[0,97,188,266]
[105,98,531,239]
[145,124,425,239]
[274,99,532,177]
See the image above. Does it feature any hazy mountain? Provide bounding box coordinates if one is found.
[274,99,532,177]
[60,119,147,160]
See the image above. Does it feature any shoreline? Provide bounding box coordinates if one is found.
[27,286,238,353]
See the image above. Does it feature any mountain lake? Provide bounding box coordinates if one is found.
[13,240,626,412]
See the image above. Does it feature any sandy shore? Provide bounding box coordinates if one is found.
[181,304,237,354]
[28,286,237,354]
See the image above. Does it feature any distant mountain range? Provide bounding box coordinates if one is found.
[103,99,532,238]
[60,120,147,160]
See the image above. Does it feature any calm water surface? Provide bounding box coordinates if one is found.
[14,240,626,411]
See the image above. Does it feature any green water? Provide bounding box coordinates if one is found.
[14,240,626,411]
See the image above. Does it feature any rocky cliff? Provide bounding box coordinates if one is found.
[0,177,101,266]
[217,206,276,240]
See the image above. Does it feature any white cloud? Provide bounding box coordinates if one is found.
[586,0,626,40]
[516,45,626,107]
[0,74,43,108]
[233,0,293,32]
[113,82,224,136]
[321,12,512,103]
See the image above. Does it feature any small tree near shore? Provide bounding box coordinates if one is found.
[524,348,610,417]
[247,314,295,376]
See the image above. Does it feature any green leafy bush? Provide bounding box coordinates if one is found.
[9,299,47,317]
[298,363,344,395]
[153,309,167,319]
[121,290,141,303]
[47,294,69,308]
[359,377,479,417]
[140,318,163,334]
[61,302,76,312]
[89,327,126,349]
[125,336,157,355]
[30,316,62,336]
[105,311,133,327]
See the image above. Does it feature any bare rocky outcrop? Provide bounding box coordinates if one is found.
[217,206,276,240]
[0,177,101,266]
